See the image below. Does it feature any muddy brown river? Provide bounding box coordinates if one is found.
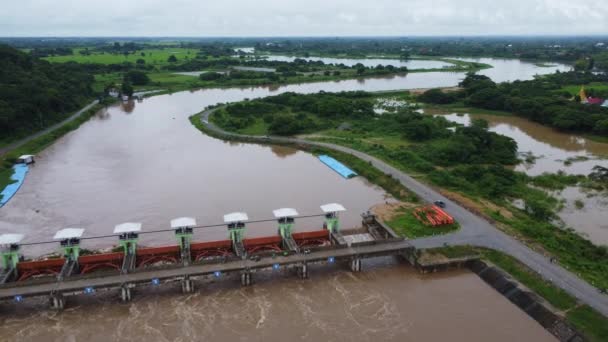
[0,261,555,342]
[0,59,571,341]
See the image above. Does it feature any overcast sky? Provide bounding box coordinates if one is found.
[1,0,607,37]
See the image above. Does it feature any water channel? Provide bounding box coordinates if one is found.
[0,57,578,340]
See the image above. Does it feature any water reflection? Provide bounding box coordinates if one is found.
[263,55,453,69]
[435,111,608,245]
[120,100,136,113]
[436,112,608,176]
[270,145,299,159]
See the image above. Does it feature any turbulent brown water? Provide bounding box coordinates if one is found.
[0,261,555,342]
[0,59,570,341]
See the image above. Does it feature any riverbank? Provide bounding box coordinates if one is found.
[417,246,607,342]
[194,104,608,318]
[0,99,113,202]
[90,56,490,96]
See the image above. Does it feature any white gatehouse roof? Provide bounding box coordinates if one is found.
[171,217,197,228]
[273,208,299,218]
[0,234,24,245]
[53,228,85,240]
[320,203,346,213]
[114,222,142,234]
[224,212,248,223]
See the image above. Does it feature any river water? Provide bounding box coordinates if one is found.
[434,112,608,245]
[262,55,453,70]
[0,58,572,340]
[0,261,555,342]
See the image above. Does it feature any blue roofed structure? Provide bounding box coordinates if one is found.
[318,155,357,179]
[0,164,29,207]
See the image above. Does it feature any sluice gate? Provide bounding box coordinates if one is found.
[0,205,412,311]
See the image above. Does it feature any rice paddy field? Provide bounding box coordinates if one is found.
[43,47,198,65]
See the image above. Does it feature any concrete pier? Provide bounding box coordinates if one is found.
[120,285,132,302]
[181,277,195,294]
[298,263,308,279]
[240,271,252,286]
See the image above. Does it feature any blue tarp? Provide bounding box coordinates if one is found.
[318,155,357,179]
[0,164,29,207]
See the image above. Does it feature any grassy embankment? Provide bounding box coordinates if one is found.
[0,100,113,202]
[428,246,608,342]
[206,91,608,293]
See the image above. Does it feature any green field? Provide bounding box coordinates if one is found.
[561,82,608,96]
[44,48,198,66]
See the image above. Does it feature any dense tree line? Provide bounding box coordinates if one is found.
[215,92,375,135]
[420,71,608,135]
[0,44,94,140]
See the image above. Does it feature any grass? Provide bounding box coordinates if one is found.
[386,208,459,238]
[44,48,199,66]
[481,249,577,310]
[0,167,17,202]
[561,82,608,96]
[567,306,608,342]
[238,118,269,135]
[529,172,582,190]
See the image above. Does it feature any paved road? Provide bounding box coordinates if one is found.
[0,100,99,157]
[201,108,608,316]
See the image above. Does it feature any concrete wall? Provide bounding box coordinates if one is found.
[469,260,585,342]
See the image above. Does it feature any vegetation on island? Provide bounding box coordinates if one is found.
[208,90,608,292]
[419,72,608,135]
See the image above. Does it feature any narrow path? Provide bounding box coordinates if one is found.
[0,100,99,157]
[200,108,608,316]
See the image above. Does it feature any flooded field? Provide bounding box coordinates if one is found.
[435,112,608,245]
[0,261,555,342]
[453,57,571,83]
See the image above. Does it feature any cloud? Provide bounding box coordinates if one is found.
[0,0,606,36]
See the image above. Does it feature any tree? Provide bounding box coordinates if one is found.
[465,87,505,109]
[418,88,458,104]
[0,44,94,138]
[124,70,150,86]
[121,82,134,97]
[136,58,145,65]
[168,55,178,63]
[199,72,224,81]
